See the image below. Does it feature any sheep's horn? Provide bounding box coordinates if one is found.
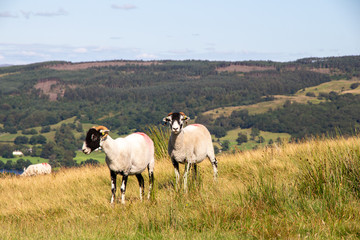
[95,125,109,131]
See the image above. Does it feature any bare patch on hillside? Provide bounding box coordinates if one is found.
[46,61,161,71]
[216,64,276,73]
[34,79,67,101]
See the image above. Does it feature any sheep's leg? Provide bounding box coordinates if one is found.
[110,170,117,204]
[120,175,128,204]
[172,159,180,189]
[183,162,192,193]
[136,174,145,201]
[147,168,154,200]
[192,163,198,182]
[210,157,218,180]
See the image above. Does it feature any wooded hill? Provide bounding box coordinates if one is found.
[0,56,360,168]
[1,56,359,134]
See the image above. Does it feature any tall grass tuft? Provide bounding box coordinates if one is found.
[296,136,360,213]
[143,125,170,160]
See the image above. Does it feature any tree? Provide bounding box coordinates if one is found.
[236,133,248,145]
[40,126,51,133]
[257,136,265,143]
[76,122,83,132]
[222,140,230,151]
[30,135,47,145]
[4,160,13,170]
[80,159,100,166]
[211,126,227,139]
[14,136,28,145]
[214,145,220,154]
[250,128,260,141]
[37,135,47,144]
[0,144,14,158]
[350,83,359,89]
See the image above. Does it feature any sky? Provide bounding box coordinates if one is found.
[0,0,359,65]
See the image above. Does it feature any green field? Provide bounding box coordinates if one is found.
[204,78,360,117]
[0,156,48,165]
[297,78,360,96]
[74,150,106,164]
[213,128,291,151]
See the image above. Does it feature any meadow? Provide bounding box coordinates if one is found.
[203,78,360,117]
[1,135,360,239]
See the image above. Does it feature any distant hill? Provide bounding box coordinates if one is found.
[0,56,359,137]
[0,64,13,68]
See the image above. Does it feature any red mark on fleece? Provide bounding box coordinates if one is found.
[134,132,153,148]
[190,124,201,127]
[42,163,48,166]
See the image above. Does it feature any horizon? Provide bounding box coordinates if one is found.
[1,54,359,68]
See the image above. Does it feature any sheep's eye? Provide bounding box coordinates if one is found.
[91,134,98,141]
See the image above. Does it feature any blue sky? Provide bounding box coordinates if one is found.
[0,0,359,65]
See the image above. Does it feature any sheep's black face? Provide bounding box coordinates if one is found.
[82,128,101,154]
[163,112,189,134]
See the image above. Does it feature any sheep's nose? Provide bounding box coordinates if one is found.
[173,127,178,131]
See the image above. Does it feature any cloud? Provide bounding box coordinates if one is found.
[21,8,68,19]
[111,4,137,10]
[0,11,18,18]
[35,8,68,17]
[20,50,49,58]
[135,53,158,59]
[73,48,88,53]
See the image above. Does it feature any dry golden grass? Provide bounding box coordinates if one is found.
[1,136,360,239]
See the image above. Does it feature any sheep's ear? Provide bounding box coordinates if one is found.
[162,116,171,125]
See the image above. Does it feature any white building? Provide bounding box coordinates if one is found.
[12,150,24,157]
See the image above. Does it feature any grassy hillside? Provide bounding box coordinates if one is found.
[1,136,360,239]
[204,78,360,117]
[212,128,291,151]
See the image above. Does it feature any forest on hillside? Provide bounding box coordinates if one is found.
[0,56,360,168]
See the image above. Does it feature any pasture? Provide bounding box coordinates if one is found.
[1,136,360,239]
[203,78,360,117]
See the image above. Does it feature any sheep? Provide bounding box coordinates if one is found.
[82,126,155,204]
[21,162,51,177]
[162,112,218,191]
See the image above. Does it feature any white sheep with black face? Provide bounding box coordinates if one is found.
[163,112,218,192]
[82,126,155,204]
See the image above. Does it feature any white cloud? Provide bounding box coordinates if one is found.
[20,50,49,58]
[21,51,38,56]
[0,11,18,18]
[20,8,68,19]
[35,8,68,17]
[135,53,158,59]
[73,48,88,53]
[111,4,137,10]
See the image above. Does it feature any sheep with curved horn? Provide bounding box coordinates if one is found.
[163,112,218,192]
[82,126,155,204]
